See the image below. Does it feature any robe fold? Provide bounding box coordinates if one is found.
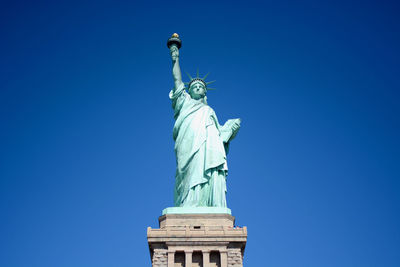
[170,83,228,207]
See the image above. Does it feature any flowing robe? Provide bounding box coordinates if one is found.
[170,83,228,207]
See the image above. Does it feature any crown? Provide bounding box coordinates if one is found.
[184,69,216,91]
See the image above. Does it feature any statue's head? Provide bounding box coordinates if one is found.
[188,79,207,100]
[185,71,215,101]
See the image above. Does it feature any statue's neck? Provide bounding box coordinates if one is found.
[200,97,207,105]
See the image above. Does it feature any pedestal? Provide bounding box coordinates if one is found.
[147,213,247,267]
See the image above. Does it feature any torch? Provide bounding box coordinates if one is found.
[167,33,182,49]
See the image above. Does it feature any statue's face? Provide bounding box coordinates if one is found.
[189,81,206,100]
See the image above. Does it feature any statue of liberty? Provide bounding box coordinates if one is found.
[168,34,241,208]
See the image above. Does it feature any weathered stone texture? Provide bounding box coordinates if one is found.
[148,214,247,267]
[227,248,243,267]
[152,248,168,267]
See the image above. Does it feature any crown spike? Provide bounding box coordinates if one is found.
[206,80,216,85]
[186,69,216,91]
[202,72,210,80]
[185,72,193,81]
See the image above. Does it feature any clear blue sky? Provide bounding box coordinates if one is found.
[1,0,399,266]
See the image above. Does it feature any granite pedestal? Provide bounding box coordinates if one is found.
[147,213,247,267]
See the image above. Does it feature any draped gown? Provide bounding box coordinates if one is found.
[170,83,229,207]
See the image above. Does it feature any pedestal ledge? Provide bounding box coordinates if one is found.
[158,213,235,228]
[162,206,231,215]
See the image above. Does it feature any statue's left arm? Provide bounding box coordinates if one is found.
[230,119,241,140]
[219,118,241,143]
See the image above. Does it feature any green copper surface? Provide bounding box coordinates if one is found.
[168,34,241,210]
[162,207,232,215]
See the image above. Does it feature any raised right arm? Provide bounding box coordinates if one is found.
[170,45,184,91]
